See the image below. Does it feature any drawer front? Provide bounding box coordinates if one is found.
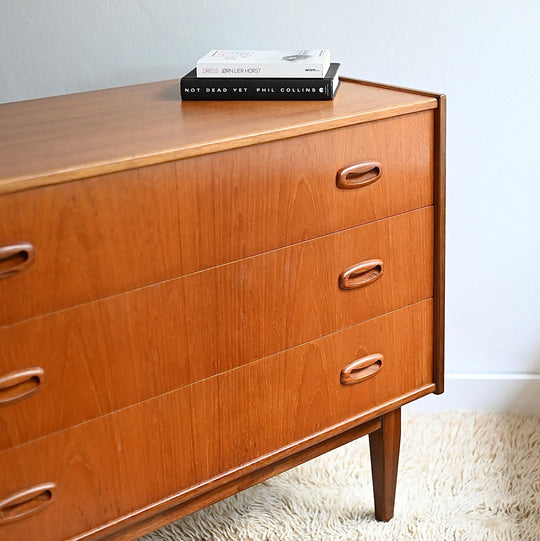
[0,208,433,449]
[0,111,433,326]
[0,301,433,541]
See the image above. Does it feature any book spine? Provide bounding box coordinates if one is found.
[196,64,326,79]
[181,78,335,101]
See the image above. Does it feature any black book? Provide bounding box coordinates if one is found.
[180,63,340,101]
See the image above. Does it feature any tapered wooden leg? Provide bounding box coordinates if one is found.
[368,407,401,521]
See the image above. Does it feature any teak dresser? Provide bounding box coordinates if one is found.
[0,78,445,540]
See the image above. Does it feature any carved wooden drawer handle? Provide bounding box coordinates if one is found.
[0,483,55,524]
[339,259,383,290]
[0,242,35,279]
[336,161,382,189]
[0,367,45,406]
[341,354,384,385]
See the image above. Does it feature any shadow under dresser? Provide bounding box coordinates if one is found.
[0,77,445,540]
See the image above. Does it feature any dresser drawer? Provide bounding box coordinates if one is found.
[0,300,433,541]
[0,208,433,449]
[0,111,433,326]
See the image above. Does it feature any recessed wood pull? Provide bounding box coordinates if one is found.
[336,161,382,189]
[0,242,35,279]
[0,482,55,524]
[0,367,45,406]
[339,259,384,290]
[340,354,384,385]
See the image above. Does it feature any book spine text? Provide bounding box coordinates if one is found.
[181,79,334,100]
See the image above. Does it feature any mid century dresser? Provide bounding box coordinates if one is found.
[0,78,445,540]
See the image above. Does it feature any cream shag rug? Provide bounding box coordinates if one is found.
[140,412,540,541]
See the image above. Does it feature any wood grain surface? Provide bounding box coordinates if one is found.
[0,111,433,326]
[369,408,401,521]
[0,79,437,195]
[433,95,446,393]
[0,77,446,540]
[0,300,433,541]
[0,207,433,449]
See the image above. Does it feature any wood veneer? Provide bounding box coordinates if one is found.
[0,301,432,541]
[0,111,433,326]
[0,77,445,539]
[344,78,446,393]
[0,80,437,195]
[1,208,433,449]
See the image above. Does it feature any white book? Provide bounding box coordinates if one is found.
[196,49,331,78]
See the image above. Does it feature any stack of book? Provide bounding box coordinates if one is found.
[180,50,340,101]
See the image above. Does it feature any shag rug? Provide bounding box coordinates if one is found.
[139,412,540,541]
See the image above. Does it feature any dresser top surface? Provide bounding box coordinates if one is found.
[0,78,438,195]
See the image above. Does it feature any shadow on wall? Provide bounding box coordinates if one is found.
[507,352,540,415]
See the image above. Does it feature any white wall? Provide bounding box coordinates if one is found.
[1,0,539,413]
